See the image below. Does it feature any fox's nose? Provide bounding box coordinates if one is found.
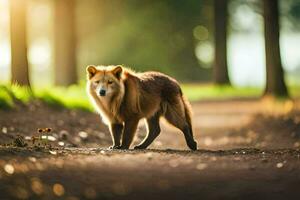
[99,89,106,96]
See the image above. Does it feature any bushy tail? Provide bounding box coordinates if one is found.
[181,95,194,136]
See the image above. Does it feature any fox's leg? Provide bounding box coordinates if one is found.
[108,123,124,149]
[164,102,197,150]
[134,112,161,149]
[120,118,139,149]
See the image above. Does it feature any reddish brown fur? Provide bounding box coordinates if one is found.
[86,65,197,150]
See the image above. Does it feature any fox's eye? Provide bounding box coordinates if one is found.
[108,80,113,84]
[94,80,100,84]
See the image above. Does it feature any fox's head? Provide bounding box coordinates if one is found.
[86,65,124,97]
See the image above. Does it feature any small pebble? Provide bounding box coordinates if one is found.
[28,157,37,162]
[294,142,300,148]
[58,141,65,146]
[100,150,105,154]
[276,162,284,168]
[1,127,8,134]
[78,131,88,139]
[53,183,65,196]
[49,150,57,155]
[4,164,14,174]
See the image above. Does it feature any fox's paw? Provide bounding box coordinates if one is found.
[188,141,198,151]
[118,145,129,150]
[108,145,121,150]
[134,145,146,150]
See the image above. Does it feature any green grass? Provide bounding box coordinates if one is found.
[0,83,299,111]
[0,86,14,109]
[9,85,33,102]
[181,84,263,101]
[0,84,93,111]
[289,85,300,98]
[182,84,300,101]
[34,86,93,111]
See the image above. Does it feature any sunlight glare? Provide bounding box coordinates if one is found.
[195,41,214,65]
[28,38,51,68]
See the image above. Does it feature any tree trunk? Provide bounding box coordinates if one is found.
[10,0,30,86]
[263,0,288,97]
[213,0,230,85]
[54,0,77,86]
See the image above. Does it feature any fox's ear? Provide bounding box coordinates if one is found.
[112,65,123,79]
[86,65,97,79]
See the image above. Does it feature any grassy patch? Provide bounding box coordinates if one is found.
[9,85,33,103]
[181,84,263,101]
[0,86,14,109]
[289,85,300,98]
[0,84,93,111]
[34,86,93,111]
[0,85,33,109]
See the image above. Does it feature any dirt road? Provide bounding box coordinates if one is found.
[1,147,300,200]
[0,99,300,199]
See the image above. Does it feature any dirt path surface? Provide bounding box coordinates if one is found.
[1,99,300,200]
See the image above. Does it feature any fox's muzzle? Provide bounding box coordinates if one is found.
[99,89,106,96]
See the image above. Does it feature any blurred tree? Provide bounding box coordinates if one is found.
[76,0,210,82]
[10,0,30,86]
[54,0,77,86]
[281,0,300,31]
[213,0,230,85]
[167,0,209,80]
[263,0,289,97]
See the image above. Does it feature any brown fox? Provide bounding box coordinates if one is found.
[86,65,197,150]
